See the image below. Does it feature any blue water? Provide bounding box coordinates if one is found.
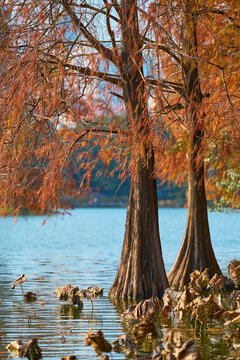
[0,208,239,359]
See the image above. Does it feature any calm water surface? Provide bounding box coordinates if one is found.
[0,208,239,359]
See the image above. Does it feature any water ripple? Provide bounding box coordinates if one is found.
[0,208,239,359]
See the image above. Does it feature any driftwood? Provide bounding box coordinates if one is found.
[162,290,175,316]
[174,339,200,359]
[162,287,192,318]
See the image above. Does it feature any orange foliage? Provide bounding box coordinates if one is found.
[0,0,239,215]
[146,0,240,208]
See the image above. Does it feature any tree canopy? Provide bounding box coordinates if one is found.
[1,0,239,214]
[0,0,239,295]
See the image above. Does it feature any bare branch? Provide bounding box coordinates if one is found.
[61,0,117,65]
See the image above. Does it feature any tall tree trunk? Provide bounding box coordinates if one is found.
[168,0,221,288]
[109,0,168,298]
[109,146,168,298]
[168,132,222,288]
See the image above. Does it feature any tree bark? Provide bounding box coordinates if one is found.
[168,0,222,288]
[109,0,168,298]
[109,146,168,298]
[168,133,222,288]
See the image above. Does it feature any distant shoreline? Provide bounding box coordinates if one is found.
[67,196,185,209]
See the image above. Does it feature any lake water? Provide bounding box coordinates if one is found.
[0,208,239,359]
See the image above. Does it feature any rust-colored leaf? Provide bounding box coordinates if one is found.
[132,317,162,341]
[161,331,200,359]
[6,340,24,357]
[228,260,240,288]
[229,290,240,309]
[6,338,42,360]
[226,327,240,350]
[188,268,209,296]
[24,291,37,301]
[189,294,223,323]
[208,274,224,291]
[112,334,139,356]
[174,286,193,320]
[55,284,83,307]
[78,286,103,300]
[85,329,112,353]
[121,296,162,320]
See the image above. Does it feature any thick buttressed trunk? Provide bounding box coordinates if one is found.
[168,140,222,288]
[109,0,168,298]
[168,1,221,288]
[109,148,168,299]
